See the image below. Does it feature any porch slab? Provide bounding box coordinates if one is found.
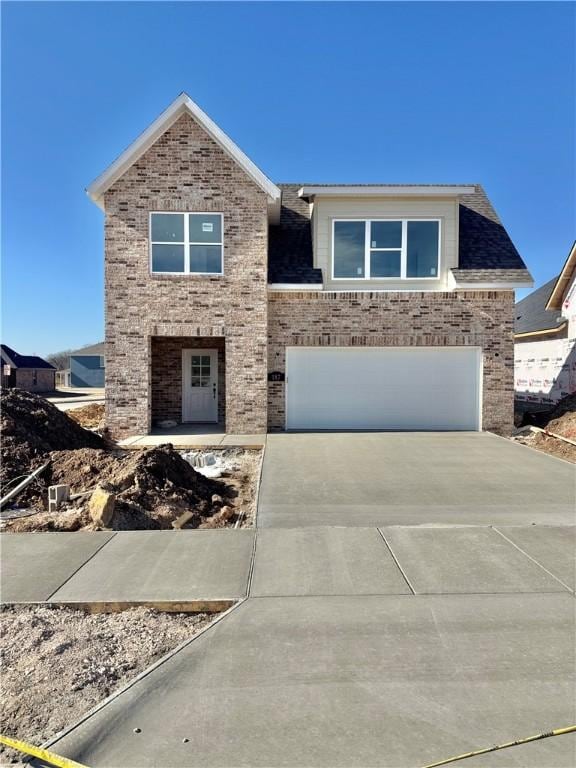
[49,530,255,603]
[0,532,115,603]
[250,528,411,596]
[118,430,266,448]
[381,526,571,594]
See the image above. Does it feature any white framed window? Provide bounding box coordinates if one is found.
[150,212,223,275]
[332,219,441,280]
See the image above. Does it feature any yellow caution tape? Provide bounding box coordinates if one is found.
[0,733,89,768]
[421,724,576,767]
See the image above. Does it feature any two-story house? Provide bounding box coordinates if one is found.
[88,94,532,439]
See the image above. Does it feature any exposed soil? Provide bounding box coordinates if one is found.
[0,605,217,764]
[513,393,576,463]
[1,389,261,531]
[67,403,105,430]
[514,431,576,463]
[0,389,105,487]
[4,445,251,531]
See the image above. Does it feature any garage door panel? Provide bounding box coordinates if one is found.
[286,347,481,431]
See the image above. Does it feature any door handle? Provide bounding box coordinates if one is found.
[212,383,216,399]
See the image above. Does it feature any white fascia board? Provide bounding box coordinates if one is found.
[454,282,534,290]
[87,93,281,218]
[298,185,476,199]
[447,271,533,291]
[268,284,324,291]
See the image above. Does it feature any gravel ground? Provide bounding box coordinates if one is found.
[0,605,218,764]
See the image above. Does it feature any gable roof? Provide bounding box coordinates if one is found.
[70,342,105,357]
[0,344,55,370]
[514,277,566,336]
[268,183,532,285]
[546,240,576,310]
[87,93,281,221]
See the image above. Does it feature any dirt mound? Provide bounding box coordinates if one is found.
[68,403,105,430]
[1,389,105,489]
[545,393,576,439]
[7,445,231,531]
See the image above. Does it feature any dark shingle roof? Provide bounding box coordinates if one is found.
[267,183,530,284]
[458,187,526,270]
[0,344,55,370]
[268,185,322,284]
[514,277,565,335]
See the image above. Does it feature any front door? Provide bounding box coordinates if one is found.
[182,349,218,423]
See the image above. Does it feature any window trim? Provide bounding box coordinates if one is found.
[331,218,441,281]
[149,211,224,276]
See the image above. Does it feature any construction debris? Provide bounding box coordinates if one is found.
[513,393,576,463]
[88,485,116,526]
[48,484,70,512]
[1,389,261,531]
[0,462,50,509]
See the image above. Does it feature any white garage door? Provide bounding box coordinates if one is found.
[286,347,482,431]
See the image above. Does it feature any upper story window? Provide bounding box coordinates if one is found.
[150,212,223,275]
[332,219,440,280]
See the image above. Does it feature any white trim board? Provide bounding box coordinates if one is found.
[87,93,281,222]
[299,185,475,199]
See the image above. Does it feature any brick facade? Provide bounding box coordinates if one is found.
[11,369,55,394]
[102,110,515,439]
[104,113,268,438]
[267,290,515,435]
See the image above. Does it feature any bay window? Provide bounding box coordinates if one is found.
[333,219,440,279]
[150,212,223,274]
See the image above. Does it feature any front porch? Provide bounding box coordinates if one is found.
[151,335,226,429]
[118,422,266,448]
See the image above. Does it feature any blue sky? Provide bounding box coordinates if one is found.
[2,1,574,356]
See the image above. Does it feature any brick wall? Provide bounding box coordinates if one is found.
[103,113,268,438]
[151,336,225,424]
[268,290,515,435]
[14,369,55,393]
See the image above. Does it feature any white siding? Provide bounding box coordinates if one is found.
[312,196,459,291]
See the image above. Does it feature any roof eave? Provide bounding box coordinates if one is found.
[514,322,567,339]
[87,93,281,219]
[545,241,576,310]
[298,185,476,200]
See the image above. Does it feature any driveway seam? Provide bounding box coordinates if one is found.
[492,526,575,594]
[44,532,119,601]
[246,529,258,597]
[377,528,416,595]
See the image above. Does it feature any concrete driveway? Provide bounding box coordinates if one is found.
[258,432,576,527]
[46,592,575,767]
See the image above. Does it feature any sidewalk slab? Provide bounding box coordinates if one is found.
[46,594,575,767]
[382,527,570,594]
[0,532,115,603]
[494,525,576,590]
[251,527,410,596]
[50,530,254,603]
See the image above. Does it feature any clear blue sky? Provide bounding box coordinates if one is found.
[2,1,574,357]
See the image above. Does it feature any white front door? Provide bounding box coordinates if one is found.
[182,349,218,423]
